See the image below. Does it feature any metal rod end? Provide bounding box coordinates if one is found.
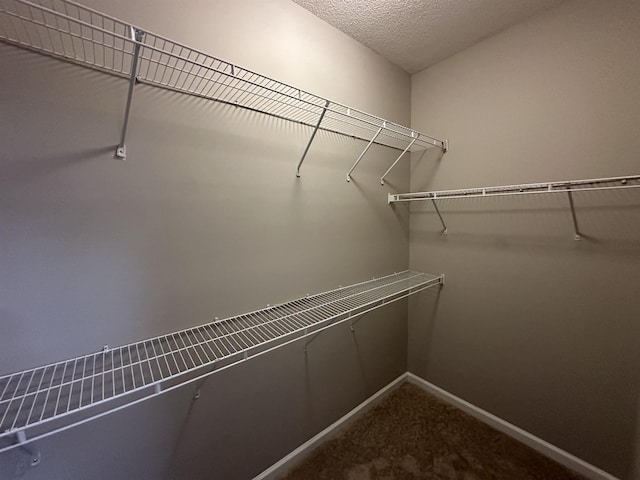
[574,234,581,241]
[442,228,448,236]
[442,139,449,153]
[346,175,351,183]
[380,179,385,186]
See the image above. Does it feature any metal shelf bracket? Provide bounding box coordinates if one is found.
[380,133,419,185]
[431,199,448,236]
[296,100,330,177]
[346,124,384,182]
[114,27,145,160]
[566,187,581,241]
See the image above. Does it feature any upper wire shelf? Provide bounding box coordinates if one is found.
[0,0,447,178]
[0,270,444,453]
[388,174,640,239]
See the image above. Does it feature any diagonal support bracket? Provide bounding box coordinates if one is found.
[115,27,145,160]
[346,125,384,182]
[349,312,369,332]
[12,430,41,474]
[296,100,330,177]
[431,199,448,235]
[566,188,581,240]
[380,134,418,185]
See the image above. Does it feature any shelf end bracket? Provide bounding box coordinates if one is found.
[296,100,330,177]
[115,27,145,160]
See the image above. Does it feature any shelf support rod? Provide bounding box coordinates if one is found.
[566,188,581,240]
[115,27,145,160]
[349,312,368,332]
[380,135,418,185]
[14,430,41,470]
[431,199,448,235]
[296,100,330,177]
[346,125,384,182]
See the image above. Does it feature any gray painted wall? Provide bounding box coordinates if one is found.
[408,1,640,479]
[0,0,411,478]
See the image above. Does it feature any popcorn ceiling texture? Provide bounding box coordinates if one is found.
[292,0,564,73]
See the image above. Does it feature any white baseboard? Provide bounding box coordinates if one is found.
[253,373,408,480]
[254,372,620,480]
[406,373,619,480]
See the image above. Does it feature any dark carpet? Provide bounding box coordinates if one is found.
[279,383,586,480]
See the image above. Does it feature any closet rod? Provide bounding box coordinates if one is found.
[388,175,640,203]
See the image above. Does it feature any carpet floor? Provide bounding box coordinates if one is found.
[279,382,587,480]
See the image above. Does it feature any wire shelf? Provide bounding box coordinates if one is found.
[0,270,443,452]
[0,0,446,155]
[388,175,640,203]
[388,174,640,240]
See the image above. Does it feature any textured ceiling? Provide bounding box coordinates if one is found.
[292,0,565,73]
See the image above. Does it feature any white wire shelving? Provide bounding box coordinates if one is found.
[0,0,447,179]
[0,270,444,454]
[388,175,640,239]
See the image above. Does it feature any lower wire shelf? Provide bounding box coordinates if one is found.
[0,270,443,452]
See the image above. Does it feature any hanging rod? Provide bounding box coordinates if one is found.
[0,271,444,454]
[388,175,640,240]
[0,0,446,169]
